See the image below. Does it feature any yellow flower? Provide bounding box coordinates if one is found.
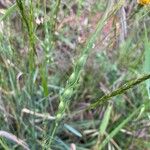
[137,0,150,5]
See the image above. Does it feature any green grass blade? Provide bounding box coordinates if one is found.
[0,4,17,21]
[0,139,9,150]
[99,104,112,135]
[64,124,82,138]
[99,102,148,149]
[144,24,150,98]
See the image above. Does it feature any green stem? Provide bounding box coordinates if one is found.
[88,73,150,109]
[16,0,36,55]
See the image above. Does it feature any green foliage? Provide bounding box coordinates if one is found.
[0,4,17,21]
[144,24,150,98]
[99,101,150,149]
[99,104,112,136]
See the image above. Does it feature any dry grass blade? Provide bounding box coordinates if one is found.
[0,131,30,150]
[21,108,55,120]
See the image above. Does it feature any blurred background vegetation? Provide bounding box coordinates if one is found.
[0,0,150,149]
